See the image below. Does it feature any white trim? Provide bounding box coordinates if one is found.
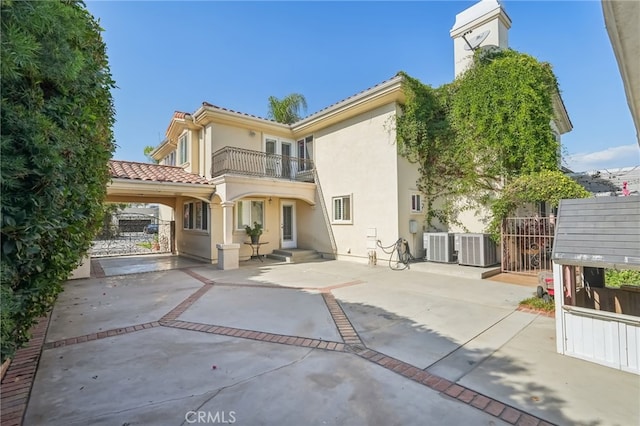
[293,76,403,132]
[410,192,423,214]
[235,199,265,231]
[332,194,353,224]
[281,200,297,249]
[263,134,294,155]
[183,200,209,232]
[178,133,189,165]
[562,305,640,326]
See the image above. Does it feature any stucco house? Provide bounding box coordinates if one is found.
[105,0,571,270]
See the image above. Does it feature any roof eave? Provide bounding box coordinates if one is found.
[552,92,572,135]
[292,76,404,135]
[193,104,291,134]
[109,178,214,192]
[151,139,176,160]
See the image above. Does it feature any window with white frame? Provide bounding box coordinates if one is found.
[410,193,423,213]
[297,135,313,171]
[183,201,208,231]
[332,195,352,223]
[236,200,264,230]
[164,151,176,166]
[178,134,188,164]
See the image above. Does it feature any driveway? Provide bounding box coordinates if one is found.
[3,258,638,425]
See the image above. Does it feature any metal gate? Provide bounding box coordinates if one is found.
[501,216,555,275]
[92,212,174,257]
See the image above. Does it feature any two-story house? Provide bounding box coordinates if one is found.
[107,0,572,270]
[147,74,418,269]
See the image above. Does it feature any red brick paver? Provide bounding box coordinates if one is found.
[0,315,50,426]
[3,275,557,426]
[42,321,159,350]
[501,407,523,424]
[321,293,363,346]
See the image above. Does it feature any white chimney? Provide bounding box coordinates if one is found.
[450,0,512,78]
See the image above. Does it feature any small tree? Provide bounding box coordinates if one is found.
[1,0,115,362]
[267,93,308,124]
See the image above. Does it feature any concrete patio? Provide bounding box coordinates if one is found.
[2,256,638,425]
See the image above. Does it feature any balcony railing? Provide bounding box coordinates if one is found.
[211,146,315,182]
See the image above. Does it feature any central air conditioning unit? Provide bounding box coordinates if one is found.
[455,233,498,267]
[424,232,457,263]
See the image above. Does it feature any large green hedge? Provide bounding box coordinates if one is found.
[1,0,115,362]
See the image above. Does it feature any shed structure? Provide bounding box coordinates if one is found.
[551,196,640,374]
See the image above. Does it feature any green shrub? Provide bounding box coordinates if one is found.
[1,0,115,362]
[605,269,640,288]
[520,297,555,312]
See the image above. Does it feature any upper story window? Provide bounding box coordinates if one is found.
[411,193,423,213]
[164,151,176,166]
[332,195,352,224]
[297,135,313,171]
[178,134,188,164]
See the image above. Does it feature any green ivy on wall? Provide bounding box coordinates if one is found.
[396,73,471,228]
[397,49,566,229]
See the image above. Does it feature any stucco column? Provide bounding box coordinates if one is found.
[221,201,234,244]
[217,201,239,270]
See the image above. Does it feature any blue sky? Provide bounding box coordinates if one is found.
[86,0,639,173]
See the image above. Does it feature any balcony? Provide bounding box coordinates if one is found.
[211,146,315,182]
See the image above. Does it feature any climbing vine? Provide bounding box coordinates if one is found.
[397,49,564,229]
[487,170,591,240]
[396,73,472,228]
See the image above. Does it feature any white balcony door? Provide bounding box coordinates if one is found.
[281,142,292,178]
[265,138,277,176]
[281,200,296,249]
[264,136,294,178]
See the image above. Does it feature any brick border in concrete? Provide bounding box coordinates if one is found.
[354,347,555,425]
[2,268,557,426]
[160,283,214,322]
[90,259,105,278]
[42,322,160,350]
[0,315,50,426]
[321,292,363,346]
[162,320,346,352]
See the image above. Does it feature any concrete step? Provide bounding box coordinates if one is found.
[267,249,322,263]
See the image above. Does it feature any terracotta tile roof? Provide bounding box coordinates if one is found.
[109,160,212,185]
[165,111,189,134]
[200,73,403,126]
[201,101,279,124]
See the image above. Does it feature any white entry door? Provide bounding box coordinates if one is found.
[281,201,296,249]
